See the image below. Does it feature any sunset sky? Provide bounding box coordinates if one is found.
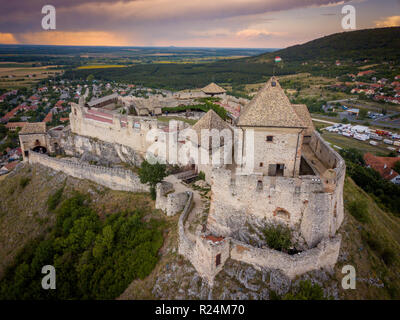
[0,0,399,48]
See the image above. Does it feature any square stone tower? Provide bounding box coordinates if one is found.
[237,78,306,177]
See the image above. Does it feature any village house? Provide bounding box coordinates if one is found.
[5,122,27,131]
[357,70,375,77]
[364,153,400,184]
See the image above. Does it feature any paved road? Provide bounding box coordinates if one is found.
[311,118,337,125]
[327,98,358,104]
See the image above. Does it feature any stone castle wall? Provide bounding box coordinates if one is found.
[28,152,149,193]
[155,181,189,216]
[308,132,346,235]
[230,235,341,279]
[207,132,346,248]
[60,131,143,166]
[69,103,188,163]
[70,103,156,156]
[178,191,195,256]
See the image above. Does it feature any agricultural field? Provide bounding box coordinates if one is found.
[77,64,128,69]
[0,64,63,89]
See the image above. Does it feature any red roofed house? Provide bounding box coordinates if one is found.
[28,95,39,102]
[0,161,19,173]
[55,100,65,108]
[364,153,400,184]
[1,105,24,121]
[357,70,375,77]
[43,111,53,123]
[5,122,27,131]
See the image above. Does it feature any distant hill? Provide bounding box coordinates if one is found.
[64,27,400,90]
[249,27,400,63]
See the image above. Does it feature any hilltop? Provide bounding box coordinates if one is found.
[63,27,400,90]
[249,27,400,63]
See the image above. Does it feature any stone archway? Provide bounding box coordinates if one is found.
[32,145,47,154]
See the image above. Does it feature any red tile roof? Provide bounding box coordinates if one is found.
[203,235,225,243]
[364,153,400,181]
[3,161,19,171]
[357,70,375,77]
[5,122,27,129]
[43,111,53,123]
[2,105,24,121]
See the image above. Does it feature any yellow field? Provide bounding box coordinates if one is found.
[77,65,128,69]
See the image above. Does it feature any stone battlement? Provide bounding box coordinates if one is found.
[28,152,149,193]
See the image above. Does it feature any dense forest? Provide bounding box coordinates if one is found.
[0,192,164,299]
[251,27,400,63]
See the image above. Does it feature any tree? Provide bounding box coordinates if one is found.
[394,161,400,174]
[358,108,368,119]
[138,159,167,199]
[86,74,94,83]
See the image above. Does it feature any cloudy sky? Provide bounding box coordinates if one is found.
[0,0,399,48]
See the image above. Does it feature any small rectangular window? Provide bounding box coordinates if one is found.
[266,136,273,142]
[259,162,263,167]
[216,254,221,267]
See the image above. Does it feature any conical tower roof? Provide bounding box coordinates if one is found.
[201,82,226,94]
[237,77,305,128]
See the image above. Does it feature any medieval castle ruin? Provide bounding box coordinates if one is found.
[18,78,345,286]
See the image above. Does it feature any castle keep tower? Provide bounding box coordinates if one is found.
[237,77,306,177]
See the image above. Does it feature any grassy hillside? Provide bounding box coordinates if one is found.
[0,163,177,299]
[1,163,399,299]
[338,177,400,299]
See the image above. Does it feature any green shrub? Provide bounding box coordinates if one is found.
[362,231,383,253]
[347,200,369,223]
[362,231,396,266]
[19,177,31,189]
[162,101,227,120]
[150,186,156,200]
[197,171,205,181]
[284,280,326,300]
[47,187,64,211]
[381,248,396,266]
[262,224,292,252]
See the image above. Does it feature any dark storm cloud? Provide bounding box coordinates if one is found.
[0,0,350,33]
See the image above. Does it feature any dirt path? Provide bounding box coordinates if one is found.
[164,175,208,241]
